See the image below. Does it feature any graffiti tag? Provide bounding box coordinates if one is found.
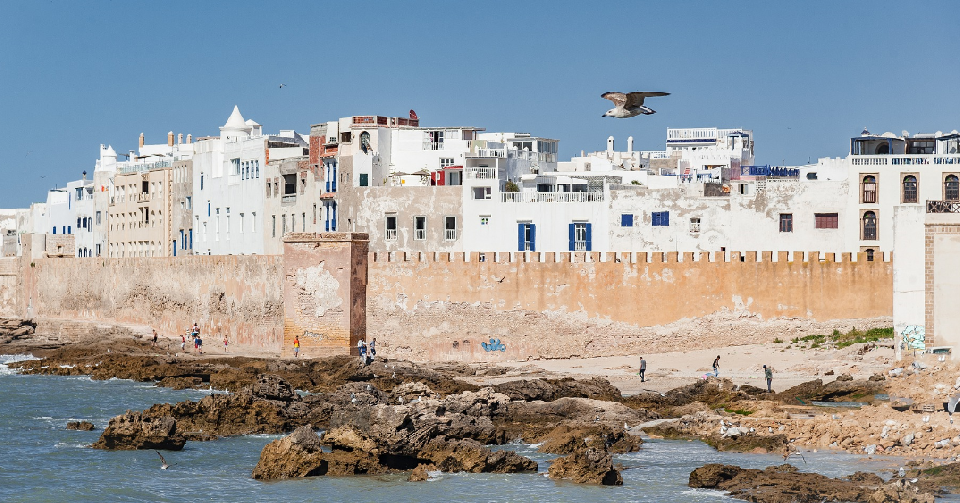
[481,338,506,352]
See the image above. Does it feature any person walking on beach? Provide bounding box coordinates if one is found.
[638,356,647,382]
[197,337,203,355]
[293,336,300,358]
[180,333,186,352]
[223,335,228,353]
[712,355,720,377]
[763,364,774,393]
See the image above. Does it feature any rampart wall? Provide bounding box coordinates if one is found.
[367,250,893,361]
[3,248,894,361]
[21,255,284,348]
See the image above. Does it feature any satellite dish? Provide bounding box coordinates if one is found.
[901,130,910,138]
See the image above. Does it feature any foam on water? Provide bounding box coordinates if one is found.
[0,353,39,375]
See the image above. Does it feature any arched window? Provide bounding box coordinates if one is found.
[863,211,878,241]
[946,175,960,201]
[862,175,877,203]
[875,143,889,155]
[903,175,918,203]
[865,249,875,262]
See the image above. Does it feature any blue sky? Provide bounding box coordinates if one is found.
[1,1,958,208]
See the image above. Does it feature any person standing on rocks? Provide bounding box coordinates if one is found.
[223,335,229,353]
[712,355,720,377]
[369,338,377,361]
[358,339,367,364]
[763,365,773,392]
[293,336,300,358]
[180,332,186,352]
[152,330,158,347]
[638,356,646,382]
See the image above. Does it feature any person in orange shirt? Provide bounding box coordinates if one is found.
[293,336,300,358]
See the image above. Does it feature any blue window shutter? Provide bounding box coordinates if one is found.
[569,223,575,251]
[189,229,193,249]
[68,226,71,234]
[518,224,524,251]
[664,211,670,226]
[530,224,536,252]
[622,214,633,227]
[173,242,177,257]
[652,212,659,226]
[586,223,592,251]
[52,227,56,235]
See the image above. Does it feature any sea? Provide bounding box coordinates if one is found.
[0,353,950,502]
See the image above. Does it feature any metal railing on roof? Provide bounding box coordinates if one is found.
[927,200,960,213]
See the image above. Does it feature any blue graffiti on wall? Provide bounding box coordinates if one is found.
[481,338,506,352]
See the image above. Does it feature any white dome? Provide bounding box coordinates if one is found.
[222,106,247,130]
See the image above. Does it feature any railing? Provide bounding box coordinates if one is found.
[667,128,746,141]
[444,229,457,240]
[927,200,960,213]
[281,195,296,204]
[423,141,443,151]
[851,154,960,166]
[501,192,605,203]
[641,150,669,159]
[465,167,498,179]
[385,229,397,240]
[471,148,506,158]
[118,160,172,174]
[415,229,425,240]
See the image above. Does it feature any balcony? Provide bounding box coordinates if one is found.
[927,200,960,213]
[501,192,604,203]
[385,229,397,240]
[465,167,498,179]
[850,154,960,166]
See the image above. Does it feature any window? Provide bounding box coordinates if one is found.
[141,181,148,193]
[385,215,398,240]
[690,217,701,234]
[480,216,490,225]
[251,213,256,233]
[447,170,462,186]
[186,196,192,209]
[200,173,204,190]
[239,213,244,234]
[444,216,457,240]
[282,214,287,235]
[96,211,101,225]
[283,174,296,195]
[865,249,876,262]
[414,216,426,241]
[815,213,839,229]
[779,213,793,233]
[226,216,230,239]
[359,173,369,187]
[862,175,877,204]
[266,182,272,197]
[272,215,276,238]
[862,211,877,240]
[440,158,455,168]
[946,175,960,201]
[517,222,536,251]
[472,187,491,200]
[340,131,352,143]
[231,158,241,175]
[313,204,317,225]
[569,222,591,251]
[427,131,444,150]
[901,175,918,203]
[207,201,211,217]
[652,211,670,226]
[621,214,634,227]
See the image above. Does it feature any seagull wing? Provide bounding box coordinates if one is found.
[156,451,166,464]
[601,92,627,108]
[625,92,670,108]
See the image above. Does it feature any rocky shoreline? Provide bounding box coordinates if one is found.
[7,331,960,499]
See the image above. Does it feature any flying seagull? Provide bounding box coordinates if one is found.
[279,84,287,88]
[156,451,172,470]
[601,91,670,118]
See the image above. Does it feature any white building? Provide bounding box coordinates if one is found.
[193,106,307,255]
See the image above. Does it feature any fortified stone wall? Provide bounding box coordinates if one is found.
[25,255,284,348]
[0,257,17,317]
[367,250,893,361]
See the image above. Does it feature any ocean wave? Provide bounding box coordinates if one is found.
[0,354,40,375]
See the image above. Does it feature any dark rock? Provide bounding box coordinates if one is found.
[837,373,854,382]
[408,463,435,482]
[91,411,185,450]
[535,424,642,455]
[66,421,95,431]
[493,377,622,402]
[548,447,622,485]
[419,437,537,473]
[251,374,299,402]
[703,433,788,454]
[687,463,931,503]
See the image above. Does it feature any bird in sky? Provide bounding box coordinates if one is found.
[279,84,287,89]
[601,91,670,118]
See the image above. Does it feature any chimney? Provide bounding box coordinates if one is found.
[627,136,634,153]
[138,133,144,148]
[177,133,183,145]
[167,131,174,147]
[606,136,615,153]
[186,134,192,144]
[129,150,135,160]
